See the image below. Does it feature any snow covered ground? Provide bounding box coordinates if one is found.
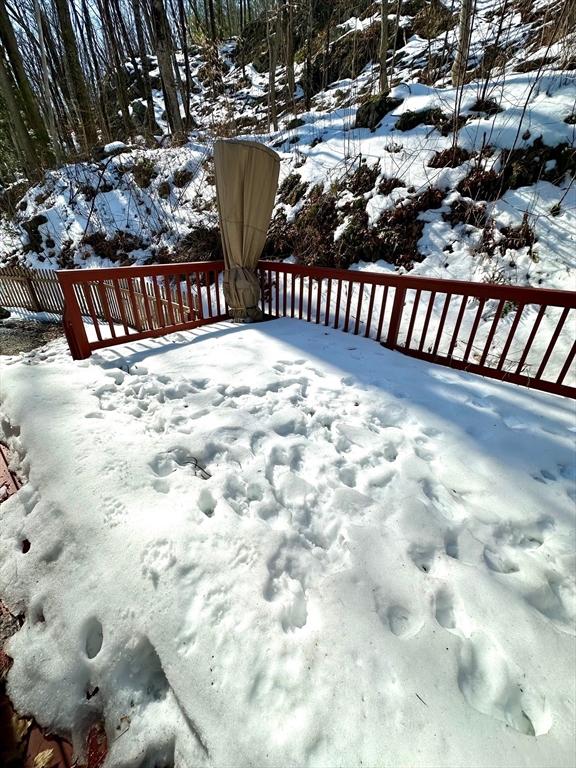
[1,318,575,767]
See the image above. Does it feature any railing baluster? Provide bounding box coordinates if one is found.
[557,340,576,386]
[364,284,376,338]
[432,293,452,356]
[307,276,313,321]
[515,304,546,375]
[151,276,165,327]
[376,286,389,342]
[126,278,143,331]
[354,284,364,335]
[97,282,116,337]
[112,279,130,336]
[479,298,505,367]
[447,295,467,360]
[81,283,102,341]
[164,277,176,326]
[298,276,304,319]
[175,278,185,323]
[496,303,524,371]
[275,269,280,317]
[315,278,322,324]
[291,273,295,318]
[215,270,222,317]
[535,306,570,380]
[404,289,422,350]
[195,272,204,319]
[343,281,353,332]
[463,298,486,362]
[139,277,154,329]
[386,285,406,349]
[184,274,194,320]
[283,272,287,317]
[325,278,332,326]
[205,271,213,318]
[418,291,436,352]
[334,279,342,329]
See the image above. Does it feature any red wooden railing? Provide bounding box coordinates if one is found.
[258,261,576,399]
[58,259,575,398]
[57,261,227,360]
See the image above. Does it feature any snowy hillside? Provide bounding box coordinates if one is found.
[0,0,574,295]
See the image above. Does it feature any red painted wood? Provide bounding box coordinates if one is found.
[126,278,143,331]
[354,284,364,335]
[364,284,377,338]
[557,340,576,386]
[447,295,467,360]
[112,279,129,336]
[195,273,204,319]
[151,276,165,328]
[405,288,422,350]
[81,283,102,342]
[386,286,406,349]
[479,298,505,367]
[140,277,154,329]
[432,293,452,356]
[376,286,389,342]
[463,298,486,362]
[185,274,194,320]
[56,260,575,398]
[325,278,332,326]
[515,304,547,375]
[343,282,353,332]
[334,279,342,329]
[536,306,570,380]
[419,290,436,352]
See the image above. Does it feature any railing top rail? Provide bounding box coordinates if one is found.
[259,260,576,308]
[57,260,226,284]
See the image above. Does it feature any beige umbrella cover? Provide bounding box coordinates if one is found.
[214,138,280,321]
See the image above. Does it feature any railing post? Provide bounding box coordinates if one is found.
[385,285,406,349]
[57,275,91,360]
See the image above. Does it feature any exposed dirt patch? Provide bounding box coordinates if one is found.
[0,317,64,355]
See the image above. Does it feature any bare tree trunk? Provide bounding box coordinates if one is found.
[177,0,192,129]
[452,0,474,86]
[0,47,36,174]
[285,0,294,110]
[98,0,134,138]
[132,0,157,137]
[379,0,389,94]
[33,0,60,161]
[207,0,216,40]
[266,7,278,131]
[0,0,52,159]
[53,0,97,149]
[151,0,183,135]
[304,0,312,110]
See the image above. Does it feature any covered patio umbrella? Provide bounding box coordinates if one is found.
[214,138,280,321]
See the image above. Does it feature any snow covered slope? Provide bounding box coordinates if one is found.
[0,0,574,298]
[1,320,575,767]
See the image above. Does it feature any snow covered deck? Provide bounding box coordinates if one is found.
[0,319,575,767]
